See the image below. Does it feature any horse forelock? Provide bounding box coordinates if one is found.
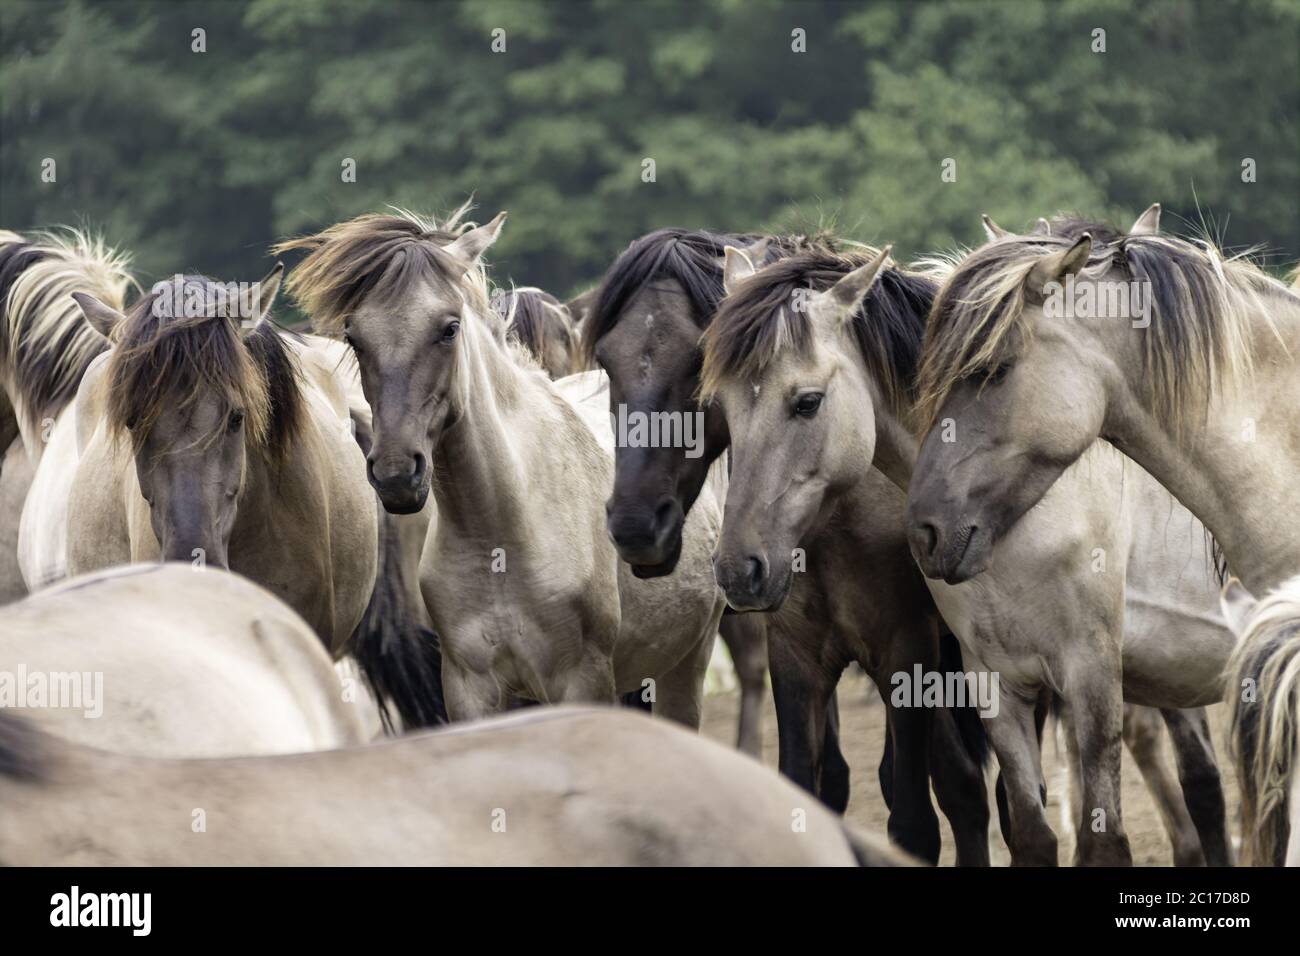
[104,275,303,462]
[915,220,1267,432]
[700,245,932,417]
[0,228,134,439]
[581,228,836,365]
[273,203,487,335]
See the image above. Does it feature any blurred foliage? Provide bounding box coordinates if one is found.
[2,0,1296,308]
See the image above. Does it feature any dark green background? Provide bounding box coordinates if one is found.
[3,0,1296,311]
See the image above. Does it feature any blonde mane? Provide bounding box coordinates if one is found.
[915,222,1280,432]
[0,228,134,440]
[1227,573,1300,865]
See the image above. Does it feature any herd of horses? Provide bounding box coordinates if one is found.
[0,199,1297,866]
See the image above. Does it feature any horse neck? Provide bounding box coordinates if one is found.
[429,322,544,541]
[871,400,921,494]
[1108,285,1300,592]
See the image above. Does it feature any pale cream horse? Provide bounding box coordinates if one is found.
[61,270,376,652]
[0,563,368,755]
[275,206,726,724]
[1223,574,1300,866]
[906,207,1300,863]
[0,704,911,866]
[0,229,133,598]
[709,224,1234,866]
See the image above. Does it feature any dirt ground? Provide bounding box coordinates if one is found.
[700,668,1240,866]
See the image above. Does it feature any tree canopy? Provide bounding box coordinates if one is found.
[3,0,1296,309]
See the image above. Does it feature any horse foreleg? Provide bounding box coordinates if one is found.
[820,690,850,811]
[650,633,712,730]
[1160,706,1232,866]
[929,705,991,866]
[1065,659,1133,866]
[985,692,1058,865]
[718,612,768,757]
[768,633,845,811]
[878,701,941,863]
[441,659,507,722]
[1118,703,1203,865]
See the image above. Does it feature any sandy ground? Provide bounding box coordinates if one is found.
[700,668,1240,866]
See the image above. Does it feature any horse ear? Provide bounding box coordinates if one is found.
[1033,218,1051,235]
[821,246,891,324]
[1130,203,1161,236]
[445,211,507,264]
[981,214,1009,241]
[721,246,758,295]
[1219,577,1258,636]
[245,262,284,326]
[71,292,126,338]
[1026,233,1092,296]
[564,286,598,325]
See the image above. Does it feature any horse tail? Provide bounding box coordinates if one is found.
[348,499,447,732]
[1228,617,1300,866]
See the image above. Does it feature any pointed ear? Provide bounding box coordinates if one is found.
[244,262,284,325]
[1026,234,1092,296]
[445,211,507,264]
[981,214,1009,241]
[564,286,598,325]
[71,292,126,338]
[1033,218,1051,235]
[722,246,759,295]
[1220,577,1258,636]
[822,245,892,324]
[723,236,770,267]
[1130,203,1161,236]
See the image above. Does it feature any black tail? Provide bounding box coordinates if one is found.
[349,503,447,732]
[939,631,990,768]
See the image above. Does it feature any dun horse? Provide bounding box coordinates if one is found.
[704,229,1233,865]
[0,229,133,596]
[905,210,1300,861]
[275,206,726,724]
[0,695,908,865]
[64,270,376,651]
[0,563,368,755]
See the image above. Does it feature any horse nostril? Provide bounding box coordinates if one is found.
[410,452,426,487]
[919,521,939,558]
[366,456,378,485]
[746,555,767,593]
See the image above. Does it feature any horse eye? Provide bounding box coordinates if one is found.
[794,392,823,418]
[228,410,245,432]
[988,363,1013,385]
[442,321,461,343]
